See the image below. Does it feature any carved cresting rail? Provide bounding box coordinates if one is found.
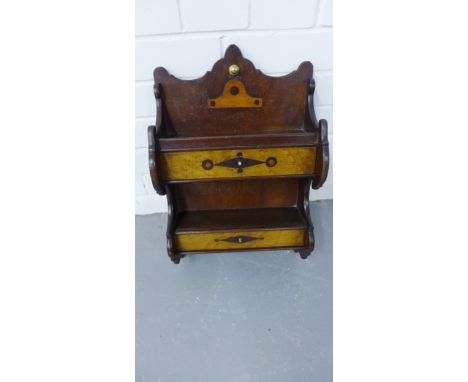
[148,45,329,263]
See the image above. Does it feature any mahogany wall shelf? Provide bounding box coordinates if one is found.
[148,45,329,264]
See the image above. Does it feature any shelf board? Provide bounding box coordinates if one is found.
[174,207,307,234]
[159,132,318,152]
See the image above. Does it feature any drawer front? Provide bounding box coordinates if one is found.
[159,147,316,181]
[175,229,305,252]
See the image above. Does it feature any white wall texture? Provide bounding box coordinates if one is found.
[136,0,333,214]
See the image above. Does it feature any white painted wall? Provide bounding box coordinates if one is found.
[136,0,333,214]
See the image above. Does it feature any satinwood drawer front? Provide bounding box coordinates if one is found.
[175,229,306,252]
[159,147,316,181]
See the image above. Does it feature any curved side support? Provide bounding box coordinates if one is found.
[296,178,315,259]
[304,75,329,190]
[312,119,330,190]
[147,83,166,195]
[165,185,181,264]
[147,125,165,195]
[304,78,319,132]
[304,180,315,256]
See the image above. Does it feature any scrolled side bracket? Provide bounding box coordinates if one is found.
[312,119,329,190]
[148,126,165,195]
[147,83,166,195]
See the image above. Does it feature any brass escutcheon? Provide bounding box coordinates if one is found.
[228,64,240,76]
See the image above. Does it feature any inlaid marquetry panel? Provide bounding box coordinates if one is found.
[175,229,305,252]
[159,147,316,181]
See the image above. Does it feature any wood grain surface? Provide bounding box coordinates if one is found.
[159,147,316,180]
[147,44,329,263]
[175,229,306,252]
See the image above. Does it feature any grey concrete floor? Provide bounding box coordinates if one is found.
[136,200,332,382]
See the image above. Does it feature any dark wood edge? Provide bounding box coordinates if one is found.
[298,178,315,257]
[304,78,319,132]
[165,185,178,262]
[304,73,329,194]
[175,245,308,256]
[154,83,162,132]
[175,226,308,235]
[312,119,330,190]
[163,174,315,184]
[158,133,319,152]
[148,125,165,195]
[147,83,166,195]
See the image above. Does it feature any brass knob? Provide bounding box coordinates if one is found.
[228,64,240,76]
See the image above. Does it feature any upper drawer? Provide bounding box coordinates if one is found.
[159,147,316,181]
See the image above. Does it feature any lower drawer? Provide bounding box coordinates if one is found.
[174,229,305,252]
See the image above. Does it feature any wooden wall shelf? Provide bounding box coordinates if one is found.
[148,45,329,263]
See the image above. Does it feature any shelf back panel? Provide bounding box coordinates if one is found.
[172,178,301,212]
